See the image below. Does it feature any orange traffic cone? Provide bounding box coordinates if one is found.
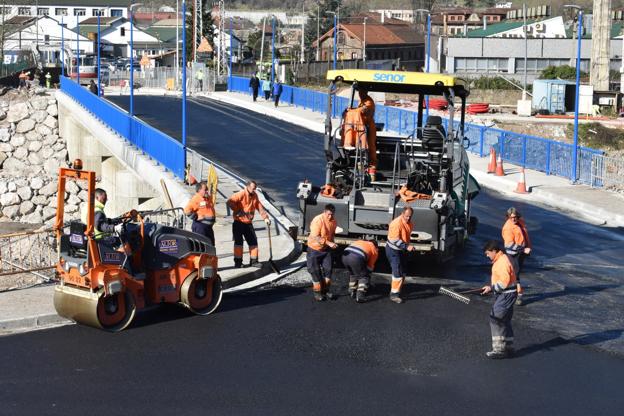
[495,154,505,176]
[514,168,529,194]
[487,147,496,174]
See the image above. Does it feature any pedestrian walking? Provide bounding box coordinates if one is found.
[249,72,260,102]
[502,207,532,305]
[195,68,204,92]
[272,79,283,107]
[184,182,216,246]
[261,78,271,100]
[342,239,378,303]
[306,204,338,301]
[385,206,416,304]
[226,180,271,268]
[480,240,518,359]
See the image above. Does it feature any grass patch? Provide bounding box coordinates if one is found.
[568,123,624,150]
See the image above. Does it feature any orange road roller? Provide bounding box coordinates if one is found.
[53,165,222,331]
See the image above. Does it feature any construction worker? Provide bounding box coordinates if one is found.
[184,182,216,246]
[81,188,123,240]
[226,180,270,268]
[502,207,532,305]
[18,70,28,90]
[45,72,52,89]
[357,86,378,177]
[306,204,338,301]
[342,239,379,303]
[480,240,518,359]
[385,206,416,304]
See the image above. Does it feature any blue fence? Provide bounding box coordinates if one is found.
[230,76,603,185]
[61,76,185,179]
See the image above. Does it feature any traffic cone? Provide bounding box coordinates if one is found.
[514,168,529,194]
[487,147,496,174]
[495,154,505,176]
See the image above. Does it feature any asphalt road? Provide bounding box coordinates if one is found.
[1,95,622,415]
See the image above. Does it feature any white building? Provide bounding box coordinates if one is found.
[1,0,129,28]
[372,9,415,24]
[75,17,161,58]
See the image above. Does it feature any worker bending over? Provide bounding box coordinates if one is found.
[342,239,379,303]
[501,207,532,305]
[184,182,216,246]
[385,207,416,304]
[227,180,270,268]
[480,240,518,359]
[306,204,338,301]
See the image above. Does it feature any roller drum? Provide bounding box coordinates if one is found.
[180,272,223,315]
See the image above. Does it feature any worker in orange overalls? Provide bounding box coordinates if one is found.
[385,206,416,304]
[306,204,338,301]
[342,239,379,303]
[480,240,518,359]
[184,182,216,246]
[501,207,532,306]
[227,180,270,268]
[357,86,377,178]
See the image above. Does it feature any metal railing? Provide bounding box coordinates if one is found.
[61,76,185,179]
[141,208,188,230]
[0,229,57,292]
[228,75,609,186]
[107,67,217,93]
[590,154,624,189]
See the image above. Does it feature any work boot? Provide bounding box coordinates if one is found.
[515,294,524,306]
[389,294,403,304]
[486,350,508,359]
[348,288,357,299]
[356,290,366,303]
[234,259,243,268]
[324,291,336,300]
[249,258,262,268]
[313,292,325,302]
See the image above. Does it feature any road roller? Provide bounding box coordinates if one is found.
[53,166,223,331]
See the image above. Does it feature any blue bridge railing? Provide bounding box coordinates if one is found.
[230,76,603,185]
[60,76,185,179]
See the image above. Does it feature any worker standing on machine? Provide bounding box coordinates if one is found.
[357,86,377,180]
[307,204,338,301]
[227,180,270,268]
[81,188,123,239]
[342,239,379,303]
[386,207,416,304]
[184,182,216,246]
[502,207,531,306]
[480,240,518,359]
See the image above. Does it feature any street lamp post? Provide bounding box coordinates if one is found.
[182,1,187,163]
[363,17,367,64]
[271,15,275,84]
[565,5,583,183]
[129,3,144,117]
[316,3,320,61]
[416,9,432,119]
[326,11,337,70]
[76,17,80,84]
[61,16,64,78]
[97,15,101,96]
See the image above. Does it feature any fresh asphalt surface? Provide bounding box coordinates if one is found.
[1,95,623,415]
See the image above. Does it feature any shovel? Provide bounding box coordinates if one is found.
[267,223,281,274]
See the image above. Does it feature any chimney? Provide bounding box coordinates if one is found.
[483,16,487,30]
[381,11,385,24]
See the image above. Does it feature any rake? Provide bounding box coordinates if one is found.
[438,286,483,304]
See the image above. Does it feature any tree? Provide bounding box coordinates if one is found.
[304,0,344,61]
[185,0,215,62]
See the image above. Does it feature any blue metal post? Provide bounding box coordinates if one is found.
[61,17,64,77]
[271,16,275,84]
[182,1,187,154]
[479,127,485,157]
[229,17,233,87]
[97,15,101,96]
[77,18,80,83]
[425,13,431,119]
[333,15,337,70]
[130,6,134,117]
[571,11,583,182]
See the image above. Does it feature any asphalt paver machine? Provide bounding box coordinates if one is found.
[53,166,222,331]
[296,69,480,262]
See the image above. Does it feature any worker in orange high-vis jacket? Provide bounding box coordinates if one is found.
[342,239,379,303]
[357,86,377,176]
[502,207,532,306]
[184,182,216,246]
[227,180,270,268]
[481,240,518,359]
[306,204,338,301]
[385,206,416,304]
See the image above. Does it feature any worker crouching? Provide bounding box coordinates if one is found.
[227,180,270,268]
[385,207,416,304]
[306,204,338,301]
[342,239,379,303]
[184,182,216,246]
[480,240,518,359]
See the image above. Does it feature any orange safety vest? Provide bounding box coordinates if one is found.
[307,213,337,251]
[345,240,379,271]
[184,192,216,224]
[227,189,268,224]
[491,251,518,292]
[341,108,368,149]
[387,215,413,251]
[398,186,431,203]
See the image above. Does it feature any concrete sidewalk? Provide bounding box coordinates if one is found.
[207,90,624,228]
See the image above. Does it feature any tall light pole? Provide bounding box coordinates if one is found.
[416,9,431,118]
[565,4,583,183]
[362,17,367,64]
[316,3,320,61]
[76,17,80,84]
[182,0,187,167]
[176,0,179,89]
[326,11,337,70]
[61,16,64,78]
[129,2,143,118]
[523,3,527,100]
[271,15,275,84]
[97,14,101,96]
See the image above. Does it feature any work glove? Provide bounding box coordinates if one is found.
[114,223,125,234]
[264,217,271,226]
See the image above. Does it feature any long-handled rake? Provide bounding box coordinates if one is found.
[266,224,280,275]
[438,286,483,304]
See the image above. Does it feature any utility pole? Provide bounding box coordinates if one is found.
[216,0,227,78]
[316,3,319,61]
[260,15,266,71]
[363,17,367,63]
[590,0,612,91]
[300,4,305,64]
[523,3,527,100]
